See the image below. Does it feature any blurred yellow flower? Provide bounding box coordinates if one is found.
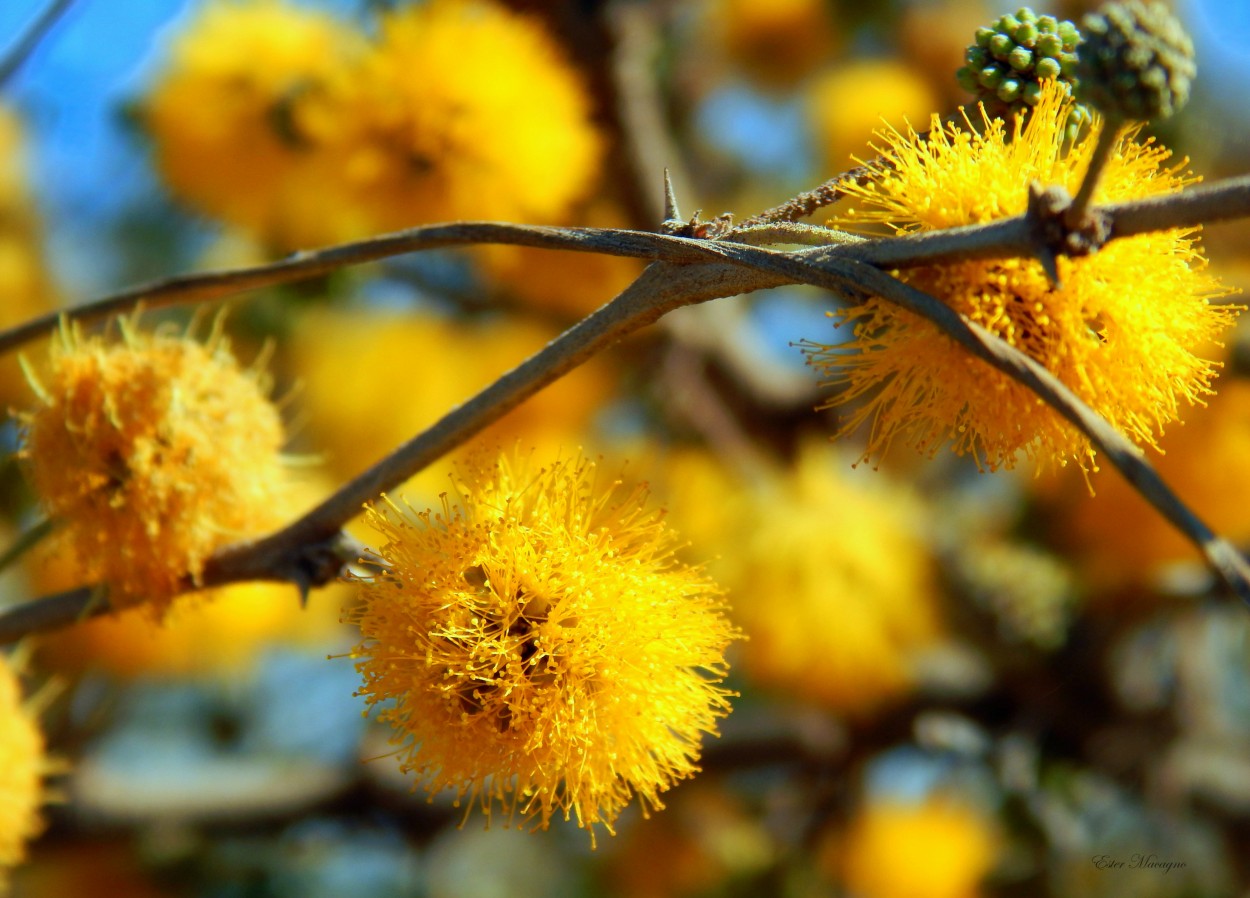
[807,58,939,172]
[0,654,45,889]
[351,451,737,843]
[20,319,289,614]
[317,0,602,233]
[716,441,943,717]
[143,0,364,248]
[1045,374,1250,592]
[705,0,838,89]
[804,80,1237,472]
[33,579,348,680]
[829,794,998,898]
[286,307,615,484]
[0,105,58,411]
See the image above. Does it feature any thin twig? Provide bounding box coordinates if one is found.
[4,173,1250,638]
[0,257,797,641]
[5,173,1249,358]
[703,243,1250,606]
[1066,121,1124,228]
[0,225,713,356]
[0,517,57,576]
[736,166,878,228]
[0,0,76,88]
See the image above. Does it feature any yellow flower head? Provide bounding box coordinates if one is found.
[829,794,998,898]
[321,0,602,231]
[143,0,364,247]
[723,441,943,717]
[804,80,1238,472]
[351,451,736,843]
[0,655,45,888]
[20,318,288,613]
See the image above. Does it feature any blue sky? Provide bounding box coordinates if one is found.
[1,0,1247,295]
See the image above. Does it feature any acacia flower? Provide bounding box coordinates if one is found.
[315,0,602,232]
[351,452,736,844]
[0,654,46,889]
[803,80,1237,472]
[20,318,289,614]
[829,794,999,898]
[695,442,943,718]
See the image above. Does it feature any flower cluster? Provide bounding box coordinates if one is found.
[20,319,289,614]
[804,79,1237,473]
[350,451,737,843]
[661,443,943,717]
[143,0,602,249]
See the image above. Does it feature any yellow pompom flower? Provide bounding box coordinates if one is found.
[351,452,736,843]
[828,795,998,898]
[804,80,1238,472]
[143,0,364,247]
[719,442,943,717]
[20,319,289,614]
[319,0,602,232]
[0,655,46,889]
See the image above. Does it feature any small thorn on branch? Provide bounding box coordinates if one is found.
[663,168,681,226]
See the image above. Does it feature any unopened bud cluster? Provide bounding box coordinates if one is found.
[1076,0,1195,121]
[957,7,1090,136]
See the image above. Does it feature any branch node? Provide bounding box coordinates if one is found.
[1026,180,1110,287]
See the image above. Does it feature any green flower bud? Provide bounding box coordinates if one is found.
[1009,46,1034,71]
[1036,33,1063,58]
[1036,56,1062,80]
[979,65,1005,89]
[955,6,1090,133]
[997,79,1023,103]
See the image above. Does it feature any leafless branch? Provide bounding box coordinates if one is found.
[4,172,1250,641]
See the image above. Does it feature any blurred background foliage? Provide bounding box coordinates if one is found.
[2,0,1250,895]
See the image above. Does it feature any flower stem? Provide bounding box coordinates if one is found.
[1066,118,1125,227]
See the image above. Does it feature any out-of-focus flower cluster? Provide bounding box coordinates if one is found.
[143,0,603,251]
